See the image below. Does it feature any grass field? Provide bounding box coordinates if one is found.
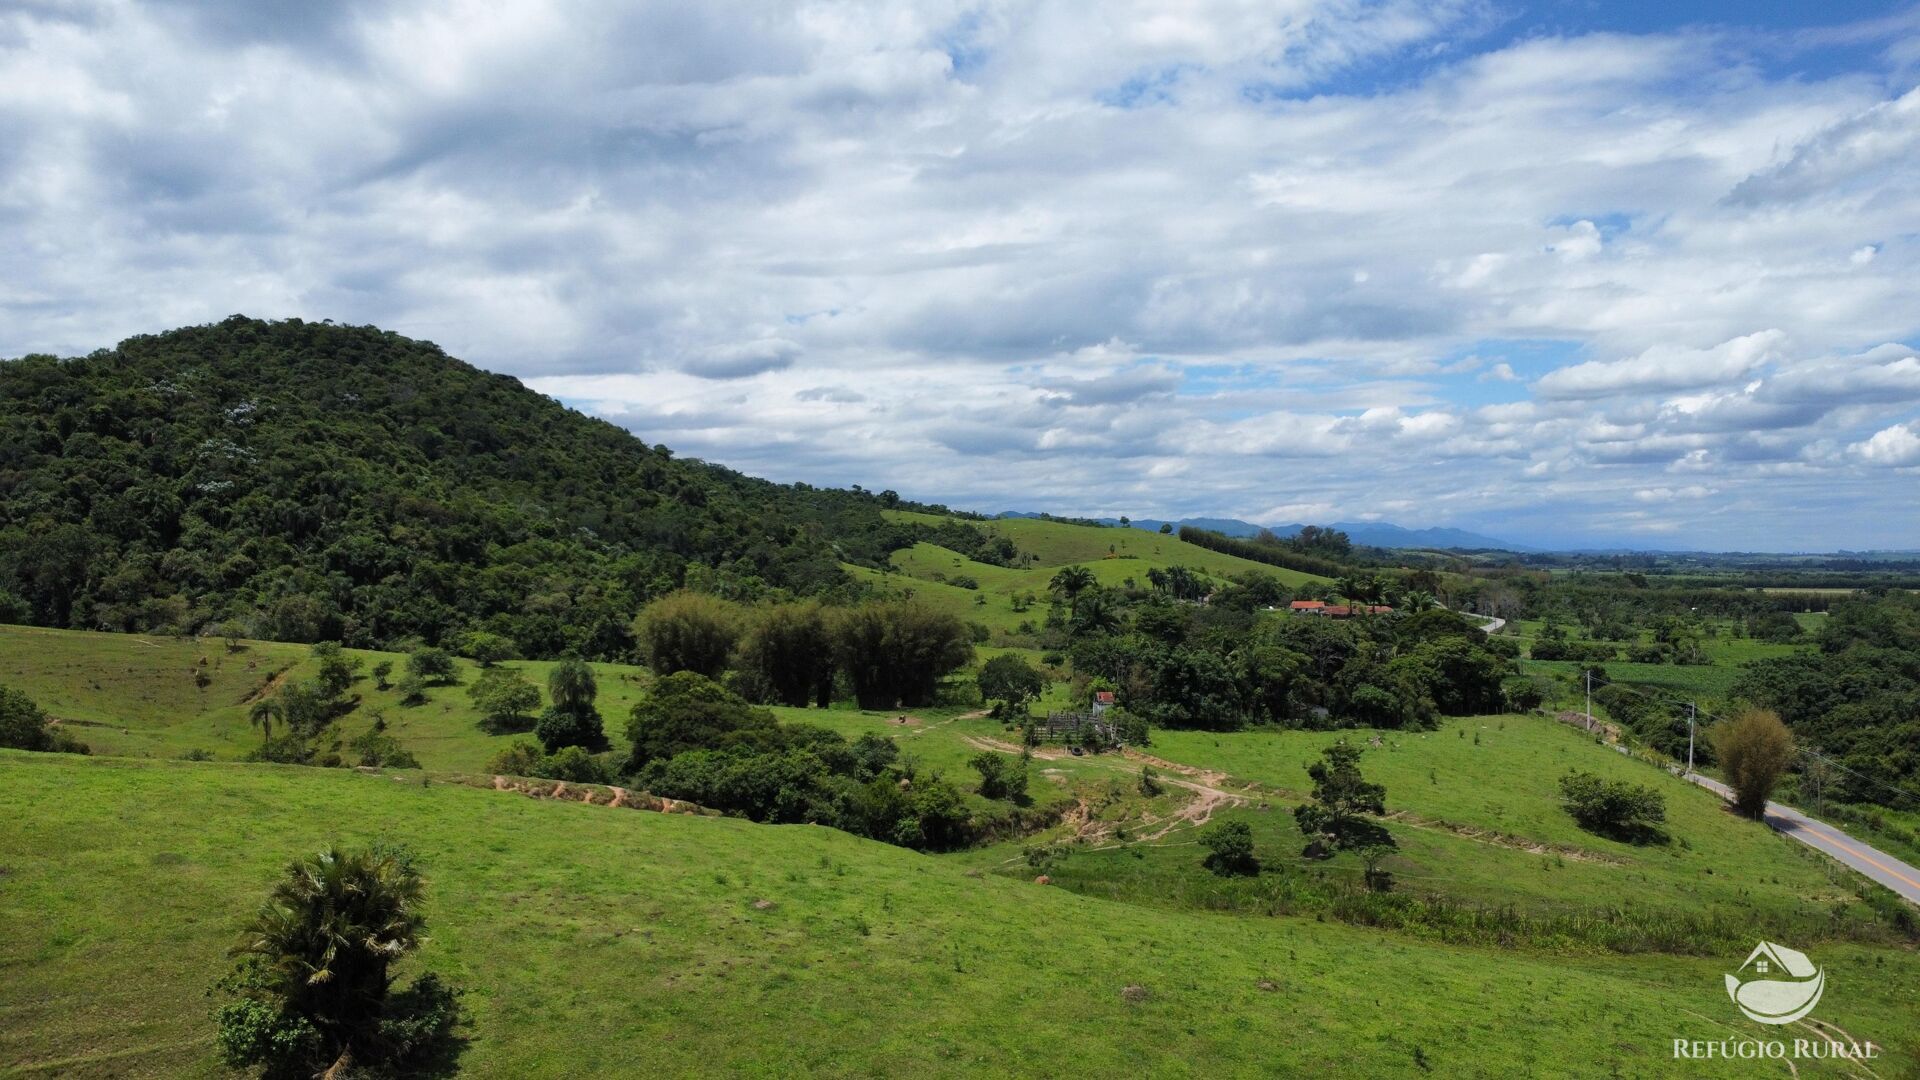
[5,751,1917,1078]
[861,514,1329,639]
[1506,617,1805,705]
[1135,716,1902,938]
[0,623,659,774]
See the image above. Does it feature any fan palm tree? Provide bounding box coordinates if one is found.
[247,697,282,750]
[547,657,598,719]
[233,846,426,1070]
[1049,565,1096,609]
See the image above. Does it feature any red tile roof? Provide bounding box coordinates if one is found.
[1289,600,1326,610]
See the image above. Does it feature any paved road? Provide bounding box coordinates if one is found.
[1685,773,1920,906]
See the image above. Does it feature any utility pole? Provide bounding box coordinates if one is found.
[1686,703,1696,777]
[1584,669,1593,733]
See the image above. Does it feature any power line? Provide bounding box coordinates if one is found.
[1565,671,1920,808]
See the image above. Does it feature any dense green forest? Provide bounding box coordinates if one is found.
[0,317,977,658]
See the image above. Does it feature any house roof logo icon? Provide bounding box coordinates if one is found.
[1725,941,1825,1025]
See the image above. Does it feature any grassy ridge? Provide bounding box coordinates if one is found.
[857,513,1330,636]
[5,751,1917,1077]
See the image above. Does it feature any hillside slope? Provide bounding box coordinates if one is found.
[0,317,932,657]
[5,752,1916,1077]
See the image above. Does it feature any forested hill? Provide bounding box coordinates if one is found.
[0,316,942,657]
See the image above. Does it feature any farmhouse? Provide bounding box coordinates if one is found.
[1291,601,1393,619]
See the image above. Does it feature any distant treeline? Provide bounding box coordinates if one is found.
[1177,526,1357,579]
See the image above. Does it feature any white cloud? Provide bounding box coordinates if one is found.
[1850,422,1920,467]
[2,3,1920,547]
[1534,331,1785,400]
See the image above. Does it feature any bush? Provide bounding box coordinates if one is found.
[0,684,87,754]
[467,666,541,733]
[541,744,611,784]
[1200,820,1259,876]
[212,846,463,1076]
[535,705,605,754]
[485,740,546,777]
[396,674,428,707]
[1558,770,1667,843]
[969,750,1029,803]
[460,631,517,667]
[406,647,456,685]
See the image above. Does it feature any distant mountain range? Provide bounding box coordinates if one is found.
[997,513,1530,552]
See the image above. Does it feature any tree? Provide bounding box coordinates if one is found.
[1158,522,1173,534]
[1199,820,1259,876]
[247,697,282,750]
[214,845,460,1077]
[969,750,1029,802]
[370,660,394,691]
[535,658,604,752]
[977,654,1046,718]
[830,601,974,709]
[534,706,605,754]
[396,674,428,707]
[467,667,541,733]
[548,658,598,718]
[624,672,776,770]
[310,641,361,699]
[406,647,456,686]
[1049,566,1096,610]
[1712,708,1796,819]
[460,631,517,667]
[0,684,86,754]
[738,601,834,707]
[1558,770,1668,843]
[633,591,742,679]
[1294,741,1391,854]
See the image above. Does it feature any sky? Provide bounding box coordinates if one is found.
[4,2,1920,551]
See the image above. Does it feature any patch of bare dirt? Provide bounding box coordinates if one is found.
[239,666,293,706]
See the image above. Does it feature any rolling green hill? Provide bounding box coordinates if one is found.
[5,751,1917,1077]
[0,318,956,658]
[849,513,1332,636]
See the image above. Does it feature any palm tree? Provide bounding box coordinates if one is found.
[1403,590,1438,613]
[1049,566,1096,609]
[548,657,598,719]
[248,697,282,750]
[233,846,425,1072]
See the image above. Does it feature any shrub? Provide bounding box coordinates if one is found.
[485,740,546,777]
[396,674,428,707]
[467,667,541,733]
[0,685,87,754]
[1558,770,1667,843]
[535,705,605,754]
[406,647,456,685]
[1200,820,1259,876]
[541,744,611,784]
[460,631,517,667]
[212,846,463,1076]
[969,750,1029,803]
